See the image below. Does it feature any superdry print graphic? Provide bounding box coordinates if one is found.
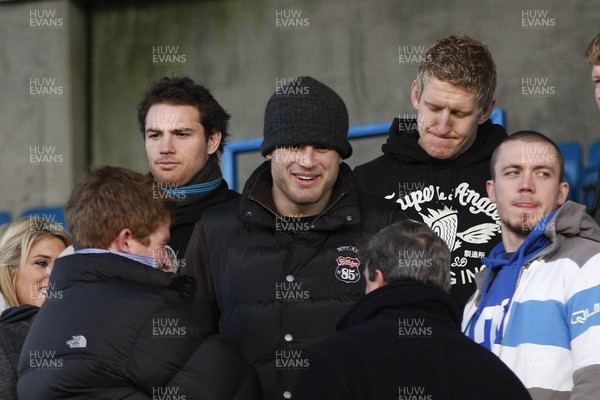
[386,182,500,287]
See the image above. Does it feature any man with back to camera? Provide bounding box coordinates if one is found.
[17,166,260,399]
[354,35,506,310]
[138,76,239,259]
[463,131,600,399]
[294,220,531,400]
[184,76,406,399]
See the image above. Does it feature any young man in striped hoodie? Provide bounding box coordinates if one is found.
[463,130,600,400]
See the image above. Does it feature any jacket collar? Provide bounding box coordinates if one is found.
[336,281,460,331]
[50,253,196,301]
[238,161,361,231]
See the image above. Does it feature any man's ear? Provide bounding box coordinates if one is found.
[486,179,496,203]
[478,100,496,124]
[207,131,222,156]
[108,228,134,254]
[366,267,387,294]
[557,181,569,206]
[410,81,420,111]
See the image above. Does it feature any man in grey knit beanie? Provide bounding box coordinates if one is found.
[183,75,405,399]
[261,76,352,159]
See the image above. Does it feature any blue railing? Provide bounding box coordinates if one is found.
[222,108,507,191]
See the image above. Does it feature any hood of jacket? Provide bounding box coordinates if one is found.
[0,304,39,324]
[543,201,600,252]
[382,118,506,167]
[336,281,460,331]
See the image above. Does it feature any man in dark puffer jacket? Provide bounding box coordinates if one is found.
[18,166,260,400]
[184,76,406,399]
[294,220,531,400]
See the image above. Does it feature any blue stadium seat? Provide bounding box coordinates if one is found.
[490,108,507,130]
[20,206,67,231]
[0,212,11,226]
[583,139,600,210]
[557,141,583,203]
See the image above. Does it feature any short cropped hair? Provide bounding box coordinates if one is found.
[585,32,600,65]
[415,35,496,110]
[65,166,175,250]
[136,76,231,154]
[489,130,565,182]
[361,220,451,293]
[0,218,71,307]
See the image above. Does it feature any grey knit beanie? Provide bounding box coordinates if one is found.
[261,76,352,159]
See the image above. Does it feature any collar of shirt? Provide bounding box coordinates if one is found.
[74,248,157,268]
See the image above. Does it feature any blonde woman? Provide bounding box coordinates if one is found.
[0,218,71,400]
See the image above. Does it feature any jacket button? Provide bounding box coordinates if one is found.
[285,275,294,282]
[283,391,292,399]
[284,334,293,342]
[346,215,352,222]
[245,211,253,217]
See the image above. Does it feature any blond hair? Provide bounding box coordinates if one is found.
[415,35,496,110]
[585,33,600,65]
[0,218,71,307]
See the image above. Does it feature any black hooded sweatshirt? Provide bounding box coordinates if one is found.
[354,118,506,310]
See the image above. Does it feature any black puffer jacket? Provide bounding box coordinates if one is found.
[295,282,532,400]
[164,156,240,259]
[184,161,406,399]
[354,118,506,310]
[17,253,260,400]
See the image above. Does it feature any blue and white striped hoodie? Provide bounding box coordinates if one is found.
[462,201,600,400]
